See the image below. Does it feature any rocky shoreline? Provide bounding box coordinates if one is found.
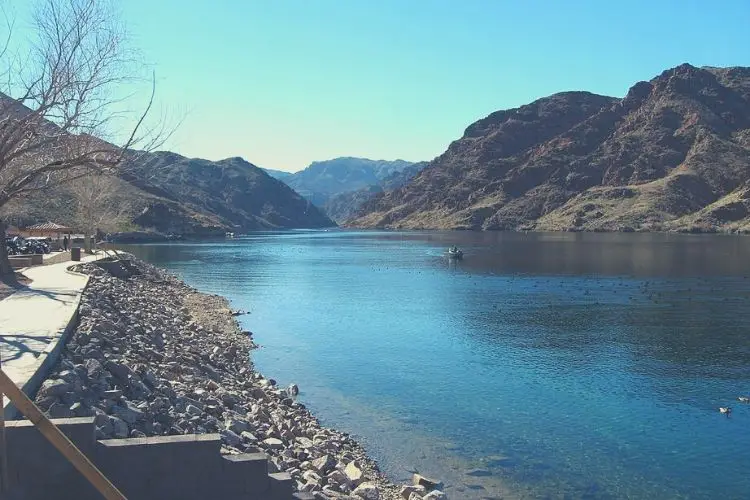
[28,256,446,499]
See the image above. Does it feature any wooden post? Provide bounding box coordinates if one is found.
[0,374,6,493]
[0,369,126,499]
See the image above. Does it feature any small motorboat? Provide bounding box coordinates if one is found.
[447,247,463,259]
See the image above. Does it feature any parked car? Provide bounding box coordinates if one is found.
[4,235,50,255]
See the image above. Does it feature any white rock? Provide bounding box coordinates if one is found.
[263,437,284,449]
[344,461,364,486]
[352,482,380,499]
[302,470,322,485]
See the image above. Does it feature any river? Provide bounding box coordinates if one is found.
[123,230,750,499]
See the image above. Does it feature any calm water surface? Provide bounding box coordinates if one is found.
[124,231,750,499]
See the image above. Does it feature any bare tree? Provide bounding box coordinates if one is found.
[0,0,166,274]
[70,173,130,253]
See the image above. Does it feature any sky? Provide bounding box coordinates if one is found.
[8,0,750,172]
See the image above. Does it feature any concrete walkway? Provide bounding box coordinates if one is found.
[1,255,99,415]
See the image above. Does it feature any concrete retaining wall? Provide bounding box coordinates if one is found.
[9,254,43,268]
[4,417,297,500]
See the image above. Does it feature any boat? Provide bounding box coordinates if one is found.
[225,232,235,239]
[447,247,463,259]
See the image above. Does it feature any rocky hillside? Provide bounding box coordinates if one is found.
[350,64,750,233]
[3,152,335,237]
[121,152,334,235]
[324,162,427,223]
[281,157,416,207]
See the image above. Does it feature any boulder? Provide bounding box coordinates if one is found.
[263,437,284,449]
[220,429,242,447]
[344,462,364,486]
[38,379,71,398]
[84,359,104,378]
[104,361,131,382]
[352,482,379,499]
[47,403,74,418]
[240,431,258,442]
[422,491,447,499]
[296,437,315,448]
[109,416,129,438]
[185,404,202,417]
[302,470,322,485]
[311,454,336,474]
[413,473,443,491]
[400,485,426,499]
[112,404,143,424]
[103,390,123,400]
[465,468,491,477]
[226,418,251,434]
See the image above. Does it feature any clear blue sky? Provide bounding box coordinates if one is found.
[13,1,750,171]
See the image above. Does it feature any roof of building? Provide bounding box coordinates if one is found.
[26,222,74,231]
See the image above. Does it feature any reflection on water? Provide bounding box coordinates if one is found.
[124,231,750,499]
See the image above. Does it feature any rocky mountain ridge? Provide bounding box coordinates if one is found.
[349,64,750,233]
[123,152,333,235]
[324,162,427,223]
[277,157,416,208]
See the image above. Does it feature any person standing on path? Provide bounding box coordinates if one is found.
[63,235,68,252]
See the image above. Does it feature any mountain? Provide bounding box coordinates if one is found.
[263,168,294,181]
[121,152,334,234]
[349,64,750,233]
[323,162,427,223]
[282,157,416,207]
[0,92,335,236]
[2,151,335,237]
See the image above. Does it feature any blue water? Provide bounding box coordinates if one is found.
[125,231,750,499]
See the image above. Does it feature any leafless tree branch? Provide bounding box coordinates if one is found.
[0,0,173,273]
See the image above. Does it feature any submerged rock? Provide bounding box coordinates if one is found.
[413,474,443,491]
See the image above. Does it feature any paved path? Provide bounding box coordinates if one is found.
[1,255,98,415]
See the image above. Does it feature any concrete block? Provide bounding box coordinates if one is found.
[268,471,294,500]
[4,422,295,500]
[4,418,98,499]
[218,452,270,496]
[96,434,222,500]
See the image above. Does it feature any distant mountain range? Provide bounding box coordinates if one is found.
[323,162,427,223]
[265,157,417,208]
[349,64,750,233]
[262,168,294,181]
[8,63,750,237]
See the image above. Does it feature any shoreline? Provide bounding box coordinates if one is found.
[26,256,438,499]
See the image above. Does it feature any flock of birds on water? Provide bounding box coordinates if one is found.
[720,397,750,417]
[444,247,750,420]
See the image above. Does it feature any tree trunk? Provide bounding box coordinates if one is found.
[0,221,13,276]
